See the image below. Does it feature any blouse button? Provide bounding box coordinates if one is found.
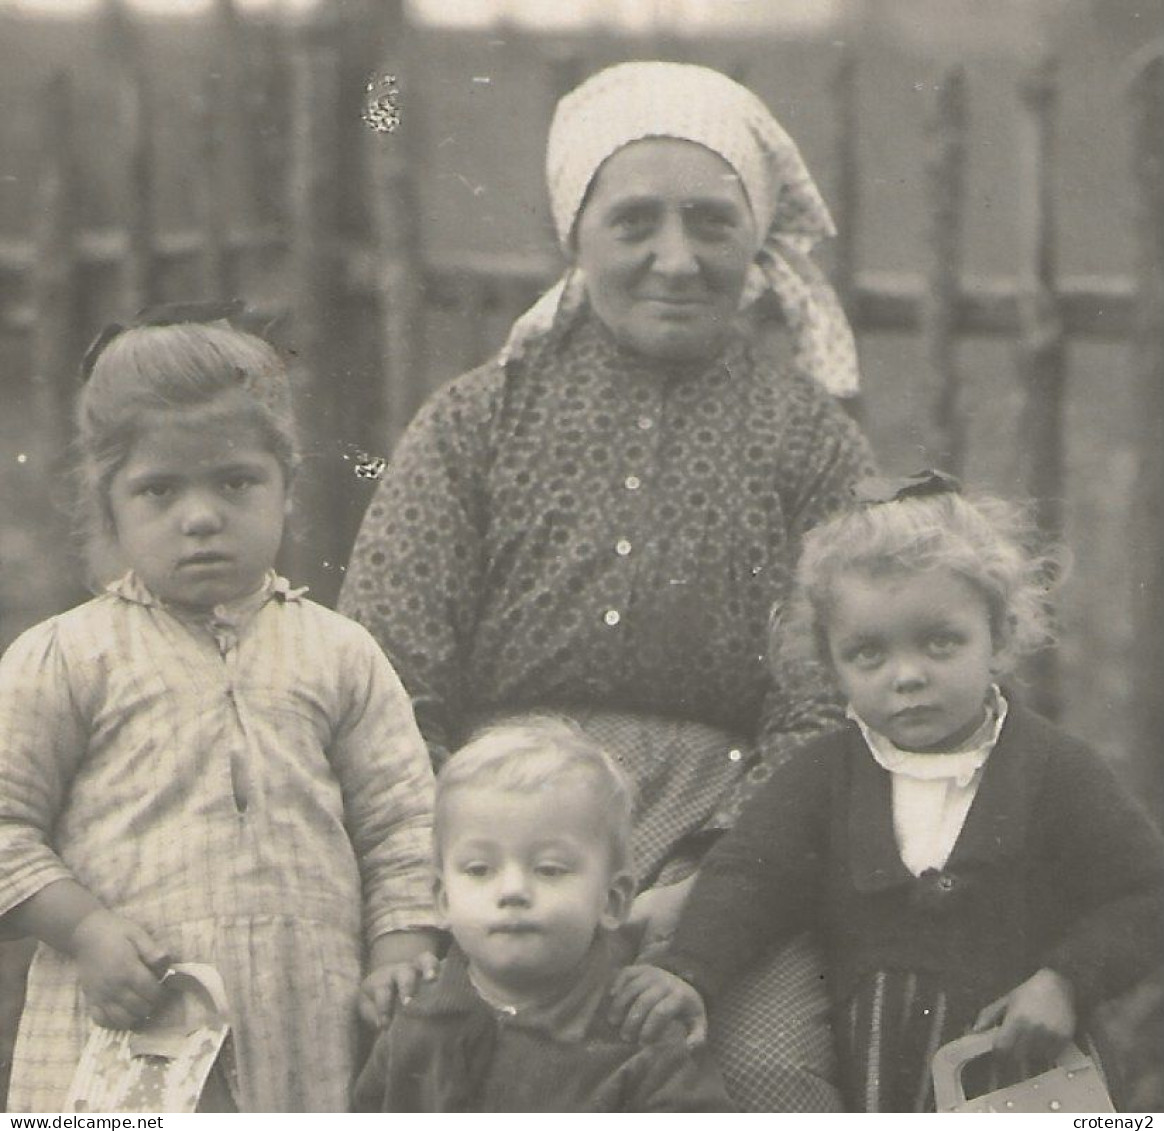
[728,748,742,762]
[636,415,654,431]
[624,475,642,491]
[937,874,955,891]
[615,539,632,557]
[603,609,621,627]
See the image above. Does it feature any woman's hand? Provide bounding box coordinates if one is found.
[626,874,696,954]
[973,968,1076,1066]
[607,964,708,1049]
[70,909,170,1030]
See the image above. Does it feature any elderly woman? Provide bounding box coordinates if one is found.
[340,62,874,1111]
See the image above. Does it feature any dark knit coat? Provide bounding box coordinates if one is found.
[658,704,1164,1020]
[354,934,732,1112]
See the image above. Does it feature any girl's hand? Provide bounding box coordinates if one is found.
[359,950,441,1029]
[607,964,708,1049]
[626,874,696,955]
[70,909,170,1030]
[973,968,1077,1066]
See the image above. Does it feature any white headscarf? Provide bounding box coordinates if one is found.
[500,61,859,397]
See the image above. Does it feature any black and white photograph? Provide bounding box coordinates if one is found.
[0,0,1161,1116]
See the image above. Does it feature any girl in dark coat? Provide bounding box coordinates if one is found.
[610,473,1164,1111]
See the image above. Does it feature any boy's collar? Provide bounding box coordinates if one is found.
[409,932,629,1044]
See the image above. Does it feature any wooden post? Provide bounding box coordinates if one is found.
[830,47,865,423]
[1127,46,1164,807]
[29,73,79,457]
[1015,57,1066,718]
[922,67,968,475]
[365,0,426,446]
[456,275,488,374]
[831,48,859,314]
[287,5,343,591]
[251,10,289,229]
[210,0,261,226]
[104,0,159,312]
[198,71,234,298]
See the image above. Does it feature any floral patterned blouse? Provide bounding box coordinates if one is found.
[339,310,874,831]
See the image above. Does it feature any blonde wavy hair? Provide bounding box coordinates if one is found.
[778,488,1062,677]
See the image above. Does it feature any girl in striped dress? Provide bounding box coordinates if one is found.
[609,472,1164,1111]
[0,307,439,1112]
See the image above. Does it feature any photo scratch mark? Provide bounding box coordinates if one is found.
[362,73,400,134]
[341,443,388,481]
[455,173,486,197]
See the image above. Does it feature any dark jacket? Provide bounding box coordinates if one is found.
[355,933,732,1112]
[658,704,1164,1017]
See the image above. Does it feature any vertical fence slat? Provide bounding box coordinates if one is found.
[252,12,288,229]
[922,67,968,474]
[367,0,425,446]
[1127,47,1164,806]
[287,6,343,588]
[104,0,158,311]
[198,72,233,297]
[456,276,488,373]
[831,48,859,313]
[211,0,258,225]
[30,73,79,457]
[1015,57,1066,718]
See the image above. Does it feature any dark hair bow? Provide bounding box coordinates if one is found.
[79,298,246,382]
[852,469,962,506]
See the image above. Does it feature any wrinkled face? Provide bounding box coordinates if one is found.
[436,783,633,1006]
[826,568,1000,752]
[573,138,758,364]
[109,409,287,613]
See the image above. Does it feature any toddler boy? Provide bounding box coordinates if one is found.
[353,717,731,1112]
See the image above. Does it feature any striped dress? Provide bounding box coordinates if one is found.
[0,572,435,1112]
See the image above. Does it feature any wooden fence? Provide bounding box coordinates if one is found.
[0,1,1161,799]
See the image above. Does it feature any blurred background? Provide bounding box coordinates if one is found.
[0,0,1161,1109]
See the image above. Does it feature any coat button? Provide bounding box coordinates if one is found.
[603,609,621,627]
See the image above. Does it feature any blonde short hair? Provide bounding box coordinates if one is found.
[434,716,635,877]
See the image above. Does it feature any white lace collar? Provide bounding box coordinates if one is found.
[847,686,1008,789]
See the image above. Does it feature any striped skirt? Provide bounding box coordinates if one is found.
[836,970,973,1112]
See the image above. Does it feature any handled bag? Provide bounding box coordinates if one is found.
[65,963,232,1113]
[932,1028,1115,1113]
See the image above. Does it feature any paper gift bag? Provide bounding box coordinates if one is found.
[65,963,231,1113]
[933,1028,1115,1113]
